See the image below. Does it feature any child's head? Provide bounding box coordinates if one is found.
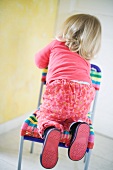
[56,14,102,60]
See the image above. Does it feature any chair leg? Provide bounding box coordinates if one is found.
[17,136,24,170]
[84,150,92,170]
[30,141,34,153]
[84,153,86,163]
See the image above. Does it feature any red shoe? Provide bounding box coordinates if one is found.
[40,128,61,169]
[68,122,90,161]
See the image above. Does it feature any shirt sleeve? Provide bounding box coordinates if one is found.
[35,40,54,69]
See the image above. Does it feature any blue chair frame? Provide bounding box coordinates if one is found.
[17,64,102,170]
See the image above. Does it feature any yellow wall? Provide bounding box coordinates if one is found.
[0,0,58,123]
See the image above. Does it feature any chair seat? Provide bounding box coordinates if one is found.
[21,113,94,149]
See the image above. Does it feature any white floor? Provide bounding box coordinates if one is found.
[0,126,113,170]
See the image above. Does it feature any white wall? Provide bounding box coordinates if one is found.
[56,0,113,138]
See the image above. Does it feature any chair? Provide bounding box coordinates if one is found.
[17,64,102,170]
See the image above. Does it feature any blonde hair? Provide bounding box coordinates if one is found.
[56,14,102,60]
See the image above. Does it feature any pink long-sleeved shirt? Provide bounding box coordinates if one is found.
[35,40,91,84]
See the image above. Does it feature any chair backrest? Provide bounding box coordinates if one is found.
[41,67,48,84]
[90,64,102,90]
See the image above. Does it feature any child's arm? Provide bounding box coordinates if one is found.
[35,41,54,69]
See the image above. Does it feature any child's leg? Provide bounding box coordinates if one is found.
[66,83,95,160]
[35,80,71,137]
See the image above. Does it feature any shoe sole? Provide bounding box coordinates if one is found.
[68,123,90,161]
[40,128,61,169]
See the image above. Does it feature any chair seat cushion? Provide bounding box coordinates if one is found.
[21,113,94,149]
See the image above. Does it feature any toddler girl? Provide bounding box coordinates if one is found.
[35,13,101,169]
